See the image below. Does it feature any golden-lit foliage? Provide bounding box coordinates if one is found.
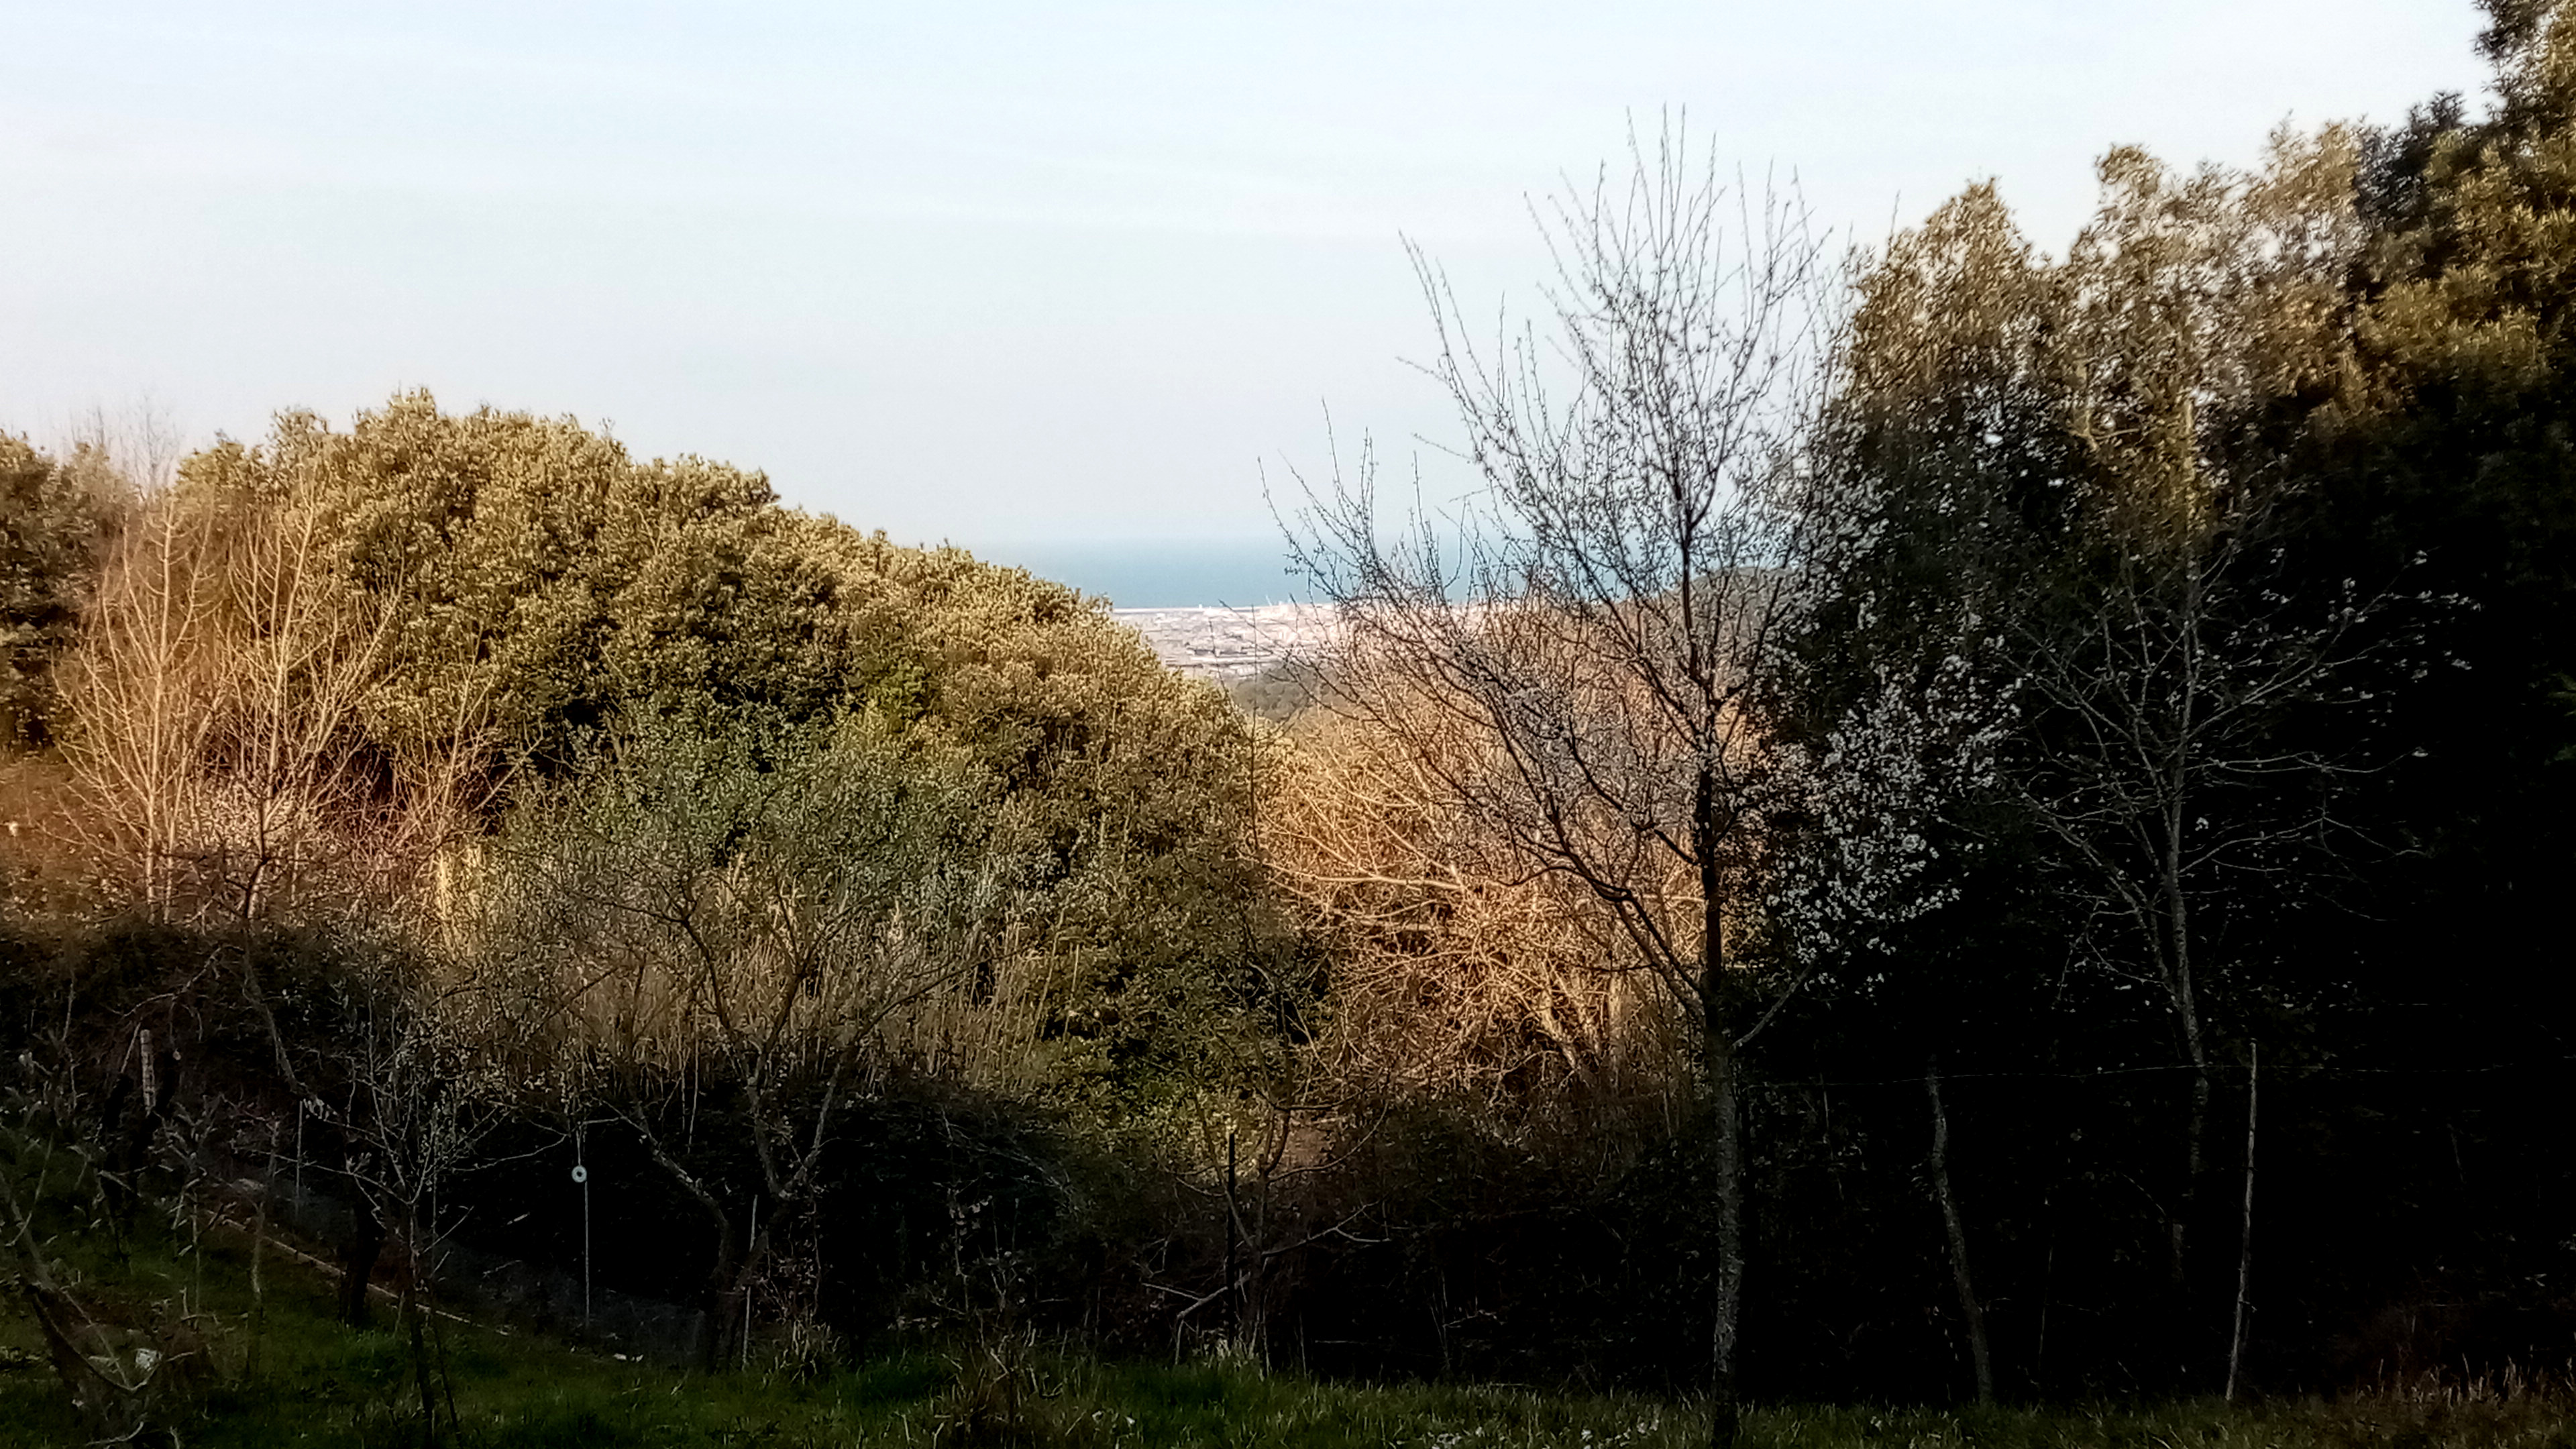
[2356,4,2576,402]
[2058,133,2365,535]
[1263,634,1700,1140]
[15,391,1299,1226]
[1849,128,2366,545]
[56,447,412,921]
[2,393,1316,1352]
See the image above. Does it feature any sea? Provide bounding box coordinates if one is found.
[970,539,1332,682]
[973,539,1307,610]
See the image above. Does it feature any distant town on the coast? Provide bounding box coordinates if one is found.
[977,538,1330,682]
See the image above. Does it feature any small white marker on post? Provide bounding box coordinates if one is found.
[573,1159,591,1327]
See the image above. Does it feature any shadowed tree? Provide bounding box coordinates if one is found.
[1829,129,2443,1385]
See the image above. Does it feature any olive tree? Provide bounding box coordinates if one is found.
[472,712,1016,1362]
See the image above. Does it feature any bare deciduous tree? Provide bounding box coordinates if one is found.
[58,478,225,912]
[58,438,488,926]
[1283,127,1970,1446]
[327,963,506,1445]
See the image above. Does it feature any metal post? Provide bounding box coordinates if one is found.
[1224,1128,1238,1346]
[572,1134,592,1329]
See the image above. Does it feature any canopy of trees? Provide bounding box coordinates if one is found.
[5,1,2575,1428]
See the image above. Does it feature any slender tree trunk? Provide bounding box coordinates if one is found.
[2167,959,2214,1385]
[407,1303,437,1446]
[250,1139,274,1379]
[1224,1128,1240,1350]
[400,1205,438,1447]
[2163,879,2214,1394]
[2163,610,2212,1304]
[2225,1045,2259,1401]
[627,1114,739,1367]
[2035,1188,2057,1394]
[1248,1150,1274,1364]
[1707,1001,1742,1449]
[2180,1063,2210,1271]
[1926,1061,1992,1402]
[1699,773,1742,1449]
[2161,806,2211,1301]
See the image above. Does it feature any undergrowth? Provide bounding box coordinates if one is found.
[3,1212,2572,1447]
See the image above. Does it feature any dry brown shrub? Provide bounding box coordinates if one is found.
[1262,655,1693,1147]
[0,747,113,915]
[52,457,496,928]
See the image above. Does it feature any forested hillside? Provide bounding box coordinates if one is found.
[5,3,2575,1442]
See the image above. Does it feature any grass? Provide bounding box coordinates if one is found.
[4,1216,2573,1447]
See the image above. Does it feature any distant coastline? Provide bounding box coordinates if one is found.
[972,539,1336,685]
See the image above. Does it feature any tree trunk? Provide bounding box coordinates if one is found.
[1699,773,1743,1449]
[1926,1061,1992,1402]
[338,1205,385,1328]
[2225,1045,2259,1401]
[249,1144,272,1379]
[1707,1001,1742,1449]
[404,1271,438,1446]
[701,1210,741,1371]
[626,1116,739,1368]
[2161,809,2198,1269]
[2178,1065,2208,1275]
[1225,1128,1240,1350]
[2159,794,2212,1335]
[2169,1000,2213,1387]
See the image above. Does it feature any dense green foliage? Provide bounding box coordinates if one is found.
[0,433,111,746]
[1732,0,2576,1400]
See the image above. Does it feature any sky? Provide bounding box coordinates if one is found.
[1,1,2496,574]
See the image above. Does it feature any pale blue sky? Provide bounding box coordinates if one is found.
[2,1,2491,555]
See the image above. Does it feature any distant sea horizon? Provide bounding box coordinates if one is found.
[973,538,1309,610]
